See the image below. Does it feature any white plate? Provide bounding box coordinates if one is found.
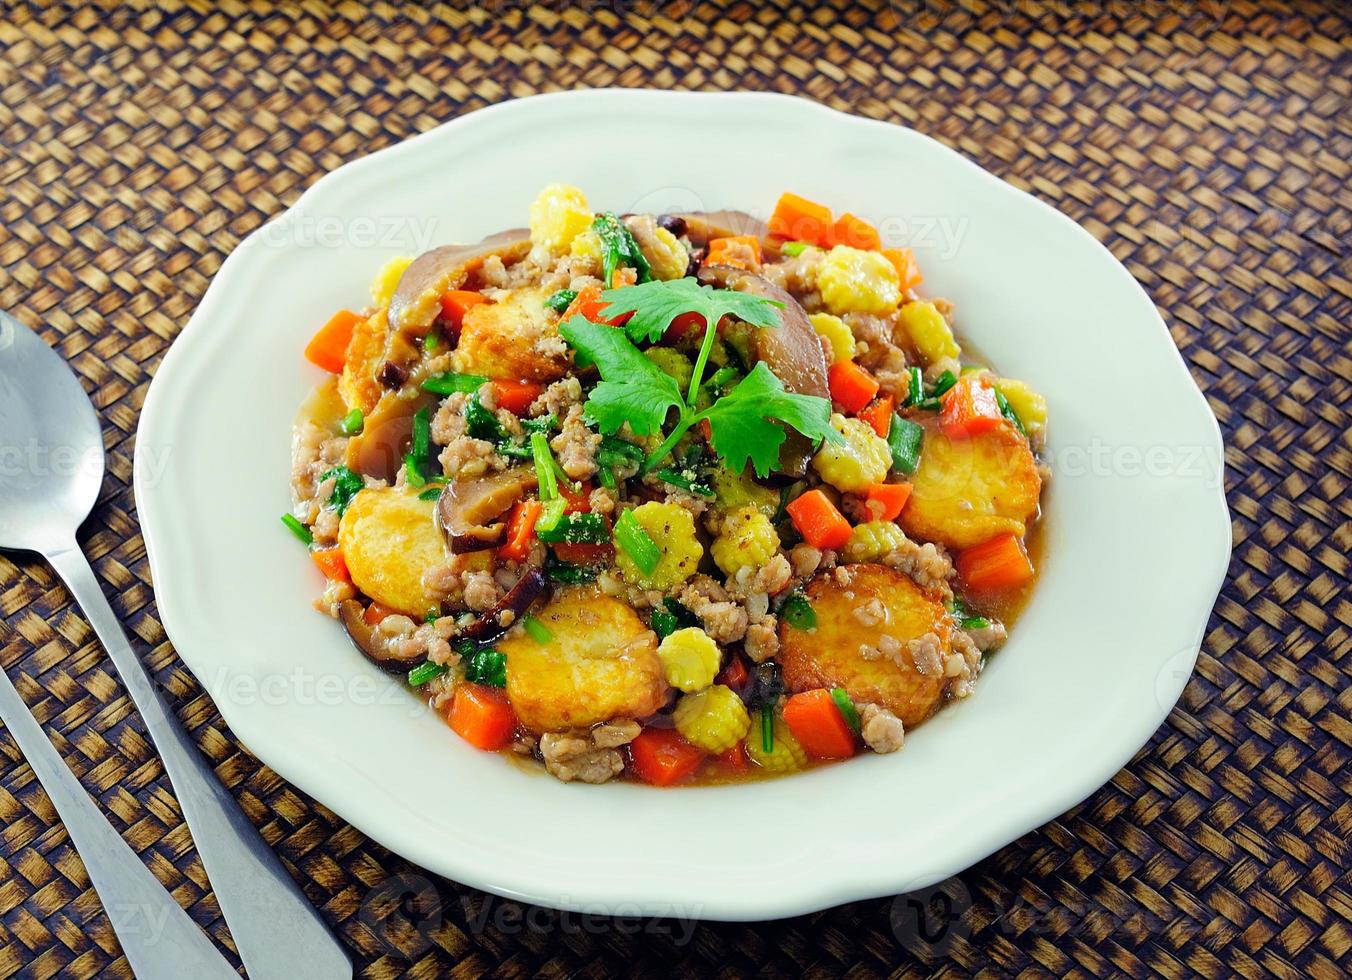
[135,90,1230,920]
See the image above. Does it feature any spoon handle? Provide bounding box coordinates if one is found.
[45,543,352,980]
[0,667,240,979]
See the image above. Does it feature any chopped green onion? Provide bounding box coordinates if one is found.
[781,593,817,630]
[916,396,941,412]
[423,329,440,352]
[905,366,925,407]
[598,466,617,490]
[521,414,557,434]
[338,408,364,436]
[830,688,862,734]
[497,442,534,459]
[534,497,567,534]
[652,467,715,498]
[543,557,599,584]
[536,511,610,544]
[403,453,427,487]
[418,485,444,501]
[425,607,441,623]
[929,370,958,398]
[465,395,504,441]
[407,661,448,687]
[887,415,924,474]
[522,616,554,644]
[411,406,431,461]
[422,372,488,396]
[280,513,313,545]
[994,386,1027,436]
[544,288,578,313]
[705,365,740,391]
[599,435,644,461]
[780,241,812,256]
[615,509,661,576]
[960,614,991,630]
[761,707,774,753]
[531,432,559,501]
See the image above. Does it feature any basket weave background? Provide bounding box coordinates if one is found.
[0,1,1348,976]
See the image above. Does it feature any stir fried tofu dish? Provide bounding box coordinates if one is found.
[286,187,1049,785]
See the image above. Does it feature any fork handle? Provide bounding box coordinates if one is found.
[0,667,239,979]
[45,543,351,980]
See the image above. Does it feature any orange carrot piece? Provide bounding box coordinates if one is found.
[717,655,751,694]
[304,309,362,374]
[363,601,396,627]
[782,689,857,760]
[628,727,705,786]
[830,212,881,251]
[768,192,833,246]
[491,379,543,416]
[439,290,490,329]
[828,359,881,414]
[857,394,896,438]
[864,482,913,522]
[713,743,750,773]
[551,541,613,565]
[310,547,350,584]
[704,235,763,272]
[939,376,1005,439]
[498,499,542,562]
[785,490,853,551]
[956,533,1035,592]
[562,283,632,327]
[881,247,923,291]
[448,683,517,751]
[663,310,708,344]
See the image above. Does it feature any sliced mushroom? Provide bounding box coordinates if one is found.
[338,599,423,674]
[460,567,549,646]
[388,229,532,335]
[344,388,438,482]
[678,210,770,246]
[436,466,538,554]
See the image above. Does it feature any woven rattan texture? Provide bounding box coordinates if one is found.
[0,1,1348,977]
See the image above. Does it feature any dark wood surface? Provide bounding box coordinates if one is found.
[0,1,1348,976]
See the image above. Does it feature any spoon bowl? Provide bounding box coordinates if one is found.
[0,312,104,553]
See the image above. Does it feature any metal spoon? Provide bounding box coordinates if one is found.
[0,312,351,979]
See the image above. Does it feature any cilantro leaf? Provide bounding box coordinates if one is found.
[703,363,841,478]
[557,315,682,437]
[599,277,784,345]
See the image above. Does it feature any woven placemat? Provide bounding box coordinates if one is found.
[1,1,1348,976]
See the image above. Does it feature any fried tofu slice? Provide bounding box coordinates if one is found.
[452,286,571,383]
[338,486,447,616]
[500,588,668,733]
[899,416,1042,550]
[779,564,952,728]
[338,306,389,415]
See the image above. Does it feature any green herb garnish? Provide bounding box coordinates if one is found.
[422,371,488,396]
[929,370,958,398]
[464,395,504,441]
[543,556,599,584]
[418,485,444,501]
[423,329,440,353]
[905,366,925,408]
[320,465,365,516]
[780,241,812,256]
[780,593,817,630]
[544,288,577,314]
[887,415,924,475]
[652,467,715,498]
[338,408,364,436]
[651,598,698,641]
[614,508,661,576]
[560,279,840,477]
[994,386,1026,436]
[761,707,774,753]
[280,513,313,545]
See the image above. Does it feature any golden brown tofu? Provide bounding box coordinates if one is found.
[337,486,447,616]
[452,286,570,383]
[500,588,668,733]
[778,564,952,728]
[338,307,389,415]
[899,416,1041,551]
